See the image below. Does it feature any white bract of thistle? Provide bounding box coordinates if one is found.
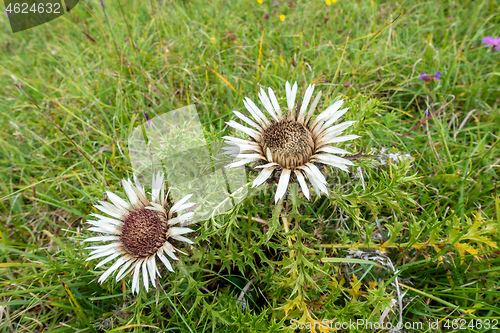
[223,81,360,203]
[85,173,196,294]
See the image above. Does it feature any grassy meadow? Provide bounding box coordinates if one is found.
[1,0,499,332]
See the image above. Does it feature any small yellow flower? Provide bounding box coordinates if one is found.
[280,14,285,21]
[326,0,337,4]
[257,0,263,3]
[210,37,216,43]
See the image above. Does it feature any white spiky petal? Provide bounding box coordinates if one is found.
[85,172,196,294]
[224,81,360,202]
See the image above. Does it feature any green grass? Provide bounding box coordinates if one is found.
[1,0,499,332]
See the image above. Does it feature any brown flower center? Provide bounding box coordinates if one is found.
[120,208,169,257]
[261,120,314,168]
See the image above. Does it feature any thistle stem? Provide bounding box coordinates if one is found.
[282,216,293,247]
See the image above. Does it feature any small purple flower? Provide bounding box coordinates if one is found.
[419,71,441,82]
[143,111,155,128]
[482,36,500,51]
[420,109,431,128]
